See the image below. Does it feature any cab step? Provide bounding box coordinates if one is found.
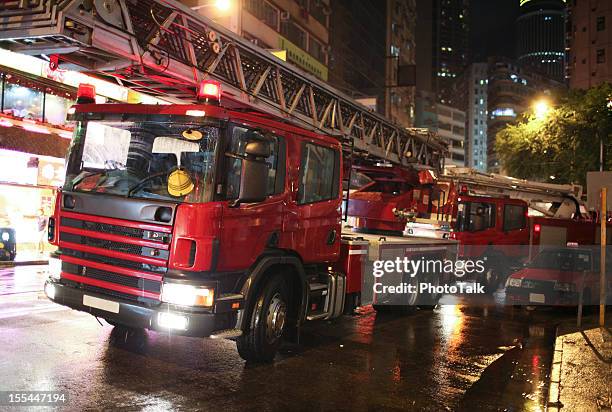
[306,272,346,321]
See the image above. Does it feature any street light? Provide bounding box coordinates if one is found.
[191,0,231,12]
[533,99,550,120]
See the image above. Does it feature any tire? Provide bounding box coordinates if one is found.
[236,274,289,363]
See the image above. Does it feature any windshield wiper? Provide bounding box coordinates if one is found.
[126,171,169,198]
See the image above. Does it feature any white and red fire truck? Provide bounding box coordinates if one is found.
[0,0,457,362]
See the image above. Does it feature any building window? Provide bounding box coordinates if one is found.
[282,20,308,51]
[245,0,279,31]
[597,49,605,64]
[309,1,328,27]
[597,16,605,31]
[309,36,325,63]
[2,82,43,120]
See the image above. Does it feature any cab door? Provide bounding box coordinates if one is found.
[217,124,287,271]
[500,202,529,258]
[288,140,342,263]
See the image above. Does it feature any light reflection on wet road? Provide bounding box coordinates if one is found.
[0,266,564,411]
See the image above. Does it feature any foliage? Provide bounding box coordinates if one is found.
[495,83,612,186]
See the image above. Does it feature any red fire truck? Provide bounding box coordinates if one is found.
[401,168,600,291]
[0,1,456,362]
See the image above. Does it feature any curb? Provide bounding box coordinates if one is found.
[0,260,48,268]
[547,325,564,411]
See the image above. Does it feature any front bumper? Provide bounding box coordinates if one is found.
[505,286,580,306]
[46,280,229,337]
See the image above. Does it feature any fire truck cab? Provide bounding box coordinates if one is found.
[44,83,456,362]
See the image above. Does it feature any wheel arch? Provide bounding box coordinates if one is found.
[237,252,308,332]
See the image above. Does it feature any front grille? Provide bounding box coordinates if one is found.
[59,213,169,302]
[62,249,167,274]
[61,217,145,239]
[59,232,169,260]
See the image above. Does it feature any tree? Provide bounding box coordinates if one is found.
[495,83,612,186]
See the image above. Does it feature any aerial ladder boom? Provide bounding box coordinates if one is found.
[0,0,447,170]
[443,167,584,219]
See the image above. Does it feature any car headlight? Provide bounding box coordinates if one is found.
[161,283,214,307]
[1,232,9,241]
[554,282,575,292]
[506,277,522,288]
[48,257,62,280]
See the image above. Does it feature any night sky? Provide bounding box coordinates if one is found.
[469,0,520,61]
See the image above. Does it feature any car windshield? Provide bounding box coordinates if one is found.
[65,118,219,203]
[530,249,592,272]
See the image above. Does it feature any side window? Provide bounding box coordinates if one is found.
[503,204,527,231]
[465,202,496,232]
[298,143,339,204]
[224,126,284,199]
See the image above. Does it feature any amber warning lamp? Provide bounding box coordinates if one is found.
[76,84,96,104]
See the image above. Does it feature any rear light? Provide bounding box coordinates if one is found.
[197,80,221,104]
[534,224,541,233]
[76,84,96,104]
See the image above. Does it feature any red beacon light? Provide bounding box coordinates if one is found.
[76,84,96,104]
[459,184,468,194]
[197,80,221,105]
[534,224,541,233]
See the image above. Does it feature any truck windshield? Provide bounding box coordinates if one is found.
[65,119,219,203]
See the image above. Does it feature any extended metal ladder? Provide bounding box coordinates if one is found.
[442,167,584,218]
[0,0,447,170]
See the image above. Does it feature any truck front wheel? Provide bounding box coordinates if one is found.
[236,274,289,363]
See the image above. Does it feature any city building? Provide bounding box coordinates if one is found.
[385,0,417,127]
[516,0,566,82]
[486,57,564,172]
[329,0,416,127]
[186,0,331,81]
[328,1,385,112]
[415,91,466,167]
[416,0,469,105]
[566,0,612,89]
[452,62,488,171]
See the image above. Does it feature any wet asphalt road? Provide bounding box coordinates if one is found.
[0,265,570,411]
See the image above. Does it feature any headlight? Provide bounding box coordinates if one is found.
[1,232,9,241]
[554,282,575,292]
[506,277,522,288]
[161,283,214,307]
[48,257,62,280]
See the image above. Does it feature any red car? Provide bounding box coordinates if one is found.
[505,246,611,306]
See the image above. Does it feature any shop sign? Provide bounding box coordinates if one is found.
[277,36,328,81]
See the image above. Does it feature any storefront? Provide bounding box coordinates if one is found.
[0,67,74,259]
[0,50,167,260]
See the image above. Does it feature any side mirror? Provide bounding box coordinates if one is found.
[245,140,271,157]
[232,138,271,206]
